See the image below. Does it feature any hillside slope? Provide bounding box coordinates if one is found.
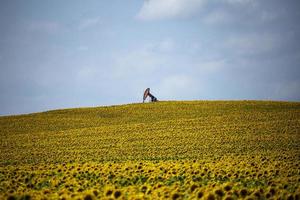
[0,101,300,199]
[1,101,299,165]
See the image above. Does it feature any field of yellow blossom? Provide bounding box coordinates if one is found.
[0,101,299,199]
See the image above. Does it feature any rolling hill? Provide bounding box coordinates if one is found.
[0,101,299,199]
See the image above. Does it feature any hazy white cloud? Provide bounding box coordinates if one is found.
[137,0,206,21]
[224,0,257,6]
[224,33,281,55]
[136,0,259,21]
[157,74,198,99]
[202,9,233,25]
[112,47,165,78]
[27,21,61,34]
[111,39,178,79]
[144,38,177,53]
[225,0,247,3]
[273,81,300,100]
[202,0,260,25]
[158,38,176,52]
[76,66,97,82]
[77,46,89,51]
[78,17,101,30]
[197,59,228,73]
[260,10,278,22]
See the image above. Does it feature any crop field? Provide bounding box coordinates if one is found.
[0,101,300,199]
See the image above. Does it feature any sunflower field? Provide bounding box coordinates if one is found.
[0,101,299,199]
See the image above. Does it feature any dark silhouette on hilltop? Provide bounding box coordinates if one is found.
[143,88,158,103]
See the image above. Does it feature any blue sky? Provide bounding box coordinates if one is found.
[0,0,300,115]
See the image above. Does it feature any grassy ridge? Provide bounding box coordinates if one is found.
[0,100,300,199]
